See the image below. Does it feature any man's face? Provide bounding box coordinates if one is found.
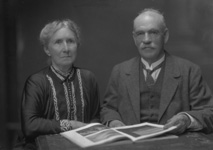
[45,27,78,69]
[133,12,169,63]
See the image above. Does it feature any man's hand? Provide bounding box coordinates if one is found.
[109,120,125,128]
[164,114,191,134]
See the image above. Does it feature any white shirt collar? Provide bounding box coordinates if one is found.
[141,54,165,70]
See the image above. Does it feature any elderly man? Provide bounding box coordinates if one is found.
[101,8,213,134]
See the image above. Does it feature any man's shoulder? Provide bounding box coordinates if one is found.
[114,57,139,69]
[169,54,199,68]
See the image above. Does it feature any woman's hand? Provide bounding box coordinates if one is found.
[60,120,88,131]
[70,120,88,129]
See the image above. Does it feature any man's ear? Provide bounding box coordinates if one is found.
[44,47,51,56]
[132,31,137,45]
[164,28,169,44]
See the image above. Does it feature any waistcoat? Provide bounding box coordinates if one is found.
[139,61,165,123]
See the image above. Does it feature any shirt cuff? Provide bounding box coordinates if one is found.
[105,120,113,127]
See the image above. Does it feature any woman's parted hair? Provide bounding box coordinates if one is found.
[39,19,81,48]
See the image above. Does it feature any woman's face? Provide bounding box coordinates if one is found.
[45,27,78,69]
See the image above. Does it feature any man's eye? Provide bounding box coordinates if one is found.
[136,32,144,36]
[150,31,159,35]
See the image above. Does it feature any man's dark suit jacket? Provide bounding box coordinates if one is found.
[101,52,213,133]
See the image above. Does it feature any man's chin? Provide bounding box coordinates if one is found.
[141,53,159,61]
[140,52,155,58]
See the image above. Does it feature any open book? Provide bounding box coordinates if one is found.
[60,122,177,148]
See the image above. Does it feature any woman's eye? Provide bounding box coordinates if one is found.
[55,39,62,44]
[67,39,74,43]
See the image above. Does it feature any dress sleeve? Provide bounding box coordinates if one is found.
[21,74,61,140]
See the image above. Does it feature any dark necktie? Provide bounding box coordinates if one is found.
[145,69,155,87]
[143,62,164,87]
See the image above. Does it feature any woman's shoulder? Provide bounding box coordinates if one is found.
[26,66,50,83]
[75,67,96,81]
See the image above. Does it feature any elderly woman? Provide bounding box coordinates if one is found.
[21,19,100,146]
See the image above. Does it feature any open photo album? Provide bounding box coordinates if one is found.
[60,122,177,148]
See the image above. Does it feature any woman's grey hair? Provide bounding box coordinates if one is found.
[39,19,81,48]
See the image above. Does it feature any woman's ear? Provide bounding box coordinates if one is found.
[44,47,51,56]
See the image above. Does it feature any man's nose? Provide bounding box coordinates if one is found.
[142,33,151,44]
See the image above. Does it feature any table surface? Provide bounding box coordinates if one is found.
[36,132,213,150]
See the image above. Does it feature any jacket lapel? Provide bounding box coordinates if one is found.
[158,54,180,122]
[125,57,141,123]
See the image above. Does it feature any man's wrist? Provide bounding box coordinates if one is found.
[182,114,191,128]
[177,113,192,128]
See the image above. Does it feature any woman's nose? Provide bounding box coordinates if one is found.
[63,42,69,51]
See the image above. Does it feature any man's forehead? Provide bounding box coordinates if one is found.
[133,12,163,30]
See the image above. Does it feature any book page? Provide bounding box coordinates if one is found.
[84,128,126,143]
[114,122,176,141]
[61,123,128,148]
[75,123,108,136]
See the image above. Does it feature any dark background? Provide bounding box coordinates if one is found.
[1,0,213,148]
